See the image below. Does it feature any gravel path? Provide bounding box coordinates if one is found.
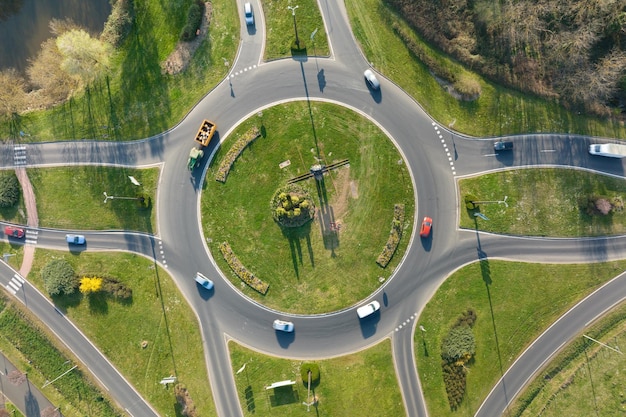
[14,167,37,278]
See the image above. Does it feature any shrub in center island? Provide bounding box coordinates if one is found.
[270,184,316,228]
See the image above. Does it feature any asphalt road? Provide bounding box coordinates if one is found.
[1,1,626,417]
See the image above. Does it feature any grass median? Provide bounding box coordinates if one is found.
[202,101,414,313]
[28,166,159,232]
[229,338,403,417]
[459,168,626,237]
[415,259,626,417]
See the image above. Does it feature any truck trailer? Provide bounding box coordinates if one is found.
[588,143,626,158]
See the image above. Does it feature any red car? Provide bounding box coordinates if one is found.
[4,226,25,239]
[420,216,433,238]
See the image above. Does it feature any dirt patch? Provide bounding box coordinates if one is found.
[161,2,213,75]
[327,167,356,223]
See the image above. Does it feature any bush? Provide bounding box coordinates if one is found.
[180,2,204,42]
[215,127,261,183]
[300,363,320,387]
[441,325,475,363]
[464,194,477,210]
[219,242,269,294]
[0,173,20,208]
[102,277,132,300]
[270,184,315,228]
[41,259,77,296]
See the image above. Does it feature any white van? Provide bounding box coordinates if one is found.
[357,300,380,319]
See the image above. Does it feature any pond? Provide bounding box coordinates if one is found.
[0,0,112,73]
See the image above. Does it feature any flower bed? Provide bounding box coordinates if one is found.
[219,242,269,294]
[215,126,261,183]
[376,204,405,268]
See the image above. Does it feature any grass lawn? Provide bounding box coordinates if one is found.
[2,0,239,142]
[415,259,626,417]
[458,168,626,237]
[229,338,404,417]
[345,0,626,139]
[202,102,414,313]
[262,0,329,59]
[26,249,217,417]
[27,166,159,232]
[512,301,626,417]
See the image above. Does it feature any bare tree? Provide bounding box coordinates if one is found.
[40,405,61,417]
[0,68,27,118]
[56,29,112,87]
[27,38,77,106]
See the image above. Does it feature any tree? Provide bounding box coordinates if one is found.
[41,259,77,296]
[56,29,112,87]
[0,172,20,208]
[27,38,77,105]
[79,277,103,294]
[0,68,27,119]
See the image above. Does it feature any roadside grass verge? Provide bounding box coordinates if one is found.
[202,102,414,313]
[0,241,24,270]
[262,0,329,59]
[229,338,403,417]
[27,166,158,232]
[458,168,626,237]
[345,0,626,139]
[0,293,121,417]
[415,260,626,417]
[1,0,238,142]
[511,301,626,417]
[27,249,217,417]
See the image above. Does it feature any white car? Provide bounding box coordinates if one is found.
[364,69,380,90]
[194,272,214,291]
[357,300,381,319]
[244,2,254,26]
[272,319,294,332]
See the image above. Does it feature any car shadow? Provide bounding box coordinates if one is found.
[359,312,380,338]
[369,88,382,103]
[246,25,256,36]
[196,285,214,301]
[420,234,432,251]
[275,331,295,348]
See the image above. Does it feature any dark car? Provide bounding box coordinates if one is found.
[494,141,513,151]
[4,226,25,239]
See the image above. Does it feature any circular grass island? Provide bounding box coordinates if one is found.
[202,102,415,314]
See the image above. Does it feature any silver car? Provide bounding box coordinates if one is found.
[244,2,254,26]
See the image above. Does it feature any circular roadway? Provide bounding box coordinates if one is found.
[1,1,626,417]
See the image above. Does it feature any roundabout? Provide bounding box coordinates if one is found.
[0,1,625,417]
[202,101,414,313]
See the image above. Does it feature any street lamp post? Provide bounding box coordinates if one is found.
[103,192,141,204]
[287,5,300,48]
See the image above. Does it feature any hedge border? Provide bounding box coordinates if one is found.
[219,242,269,294]
[215,127,261,183]
[376,204,405,267]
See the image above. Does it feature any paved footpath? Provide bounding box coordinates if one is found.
[1,168,58,416]
[0,351,56,416]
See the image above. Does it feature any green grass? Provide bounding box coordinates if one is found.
[27,250,217,417]
[458,168,626,237]
[262,0,329,59]
[229,339,404,417]
[345,0,626,139]
[0,296,120,417]
[202,102,414,313]
[415,260,626,417]
[511,301,626,417]
[27,166,158,232]
[2,0,239,142]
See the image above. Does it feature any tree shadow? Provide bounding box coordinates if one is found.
[314,177,340,254]
[87,292,108,315]
[244,385,255,413]
[281,220,313,279]
[24,379,41,417]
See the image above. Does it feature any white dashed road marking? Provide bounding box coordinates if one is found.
[229,65,258,80]
[395,313,417,332]
[432,122,455,174]
[158,240,167,268]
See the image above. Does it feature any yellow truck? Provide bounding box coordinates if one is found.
[194,119,217,147]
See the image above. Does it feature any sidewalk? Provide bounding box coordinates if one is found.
[0,352,56,417]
